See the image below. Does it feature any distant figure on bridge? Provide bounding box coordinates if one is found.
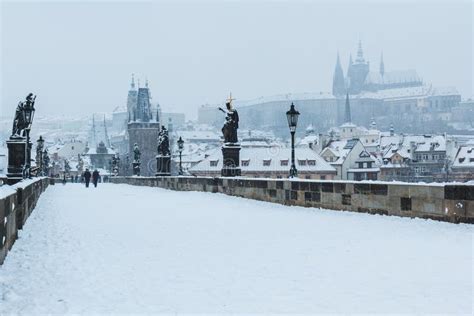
[92,169,100,188]
[83,169,91,188]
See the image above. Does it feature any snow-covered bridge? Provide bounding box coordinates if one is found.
[0,183,472,314]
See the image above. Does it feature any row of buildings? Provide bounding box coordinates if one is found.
[188,94,474,182]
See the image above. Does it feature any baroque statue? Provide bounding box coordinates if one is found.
[12,93,36,137]
[133,143,141,163]
[219,93,239,144]
[157,126,170,156]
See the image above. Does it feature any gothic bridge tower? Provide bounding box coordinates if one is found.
[127,77,160,176]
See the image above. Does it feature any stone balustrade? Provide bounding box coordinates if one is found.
[0,177,50,264]
[110,176,474,224]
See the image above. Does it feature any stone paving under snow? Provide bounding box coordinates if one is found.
[0,184,472,314]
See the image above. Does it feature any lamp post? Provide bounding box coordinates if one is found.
[36,136,44,176]
[286,102,300,178]
[43,149,50,176]
[177,136,184,175]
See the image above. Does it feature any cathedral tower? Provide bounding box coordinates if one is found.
[347,40,369,94]
[332,52,346,96]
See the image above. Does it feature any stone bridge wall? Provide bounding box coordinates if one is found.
[111,176,474,224]
[0,178,50,264]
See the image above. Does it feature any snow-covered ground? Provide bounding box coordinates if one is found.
[0,184,472,314]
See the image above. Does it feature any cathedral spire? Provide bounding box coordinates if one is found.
[344,92,352,123]
[332,52,345,96]
[356,40,365,63]
[130,73,135,90]
[379,52,385,76]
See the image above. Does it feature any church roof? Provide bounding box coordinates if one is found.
[358,85,459,100]
[364,70,421,86]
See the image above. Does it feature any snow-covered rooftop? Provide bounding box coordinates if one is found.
[190,147,336,173]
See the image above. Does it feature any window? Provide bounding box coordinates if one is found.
[241,160,250,167]
[401,197,412,211]
[210,160,218,167]
[320,175,326,180]
[263,159,271,166]
[358,162,364,168]
[308,160,316,166]
[367,162,373,168]
[305,175,311,179]
[280,160,288,166]
[298,160,307,166]
[470,158,474,163]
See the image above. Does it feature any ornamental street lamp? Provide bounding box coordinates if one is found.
[43,149,50,176]
[286,102,300,178]
[37,136,44,176]
[177,136,184,175]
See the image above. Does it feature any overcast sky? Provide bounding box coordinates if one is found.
[1,0,472,120]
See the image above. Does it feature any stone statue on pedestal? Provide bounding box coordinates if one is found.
[219,93,241,177]
[132,143,141,176]
[219,95,239,144]
[157,126,170,156]
[133,143,141,163]
[156,126,171,176]
[12,93,36,138]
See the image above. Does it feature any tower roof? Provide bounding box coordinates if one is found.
[355,40,366,64]
[380,52,385,76]
[130,73,136,90]
[344,93,352,123]
[332,52,345,96]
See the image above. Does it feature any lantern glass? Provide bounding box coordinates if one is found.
[286,103,300,132]
[177,137,184,151]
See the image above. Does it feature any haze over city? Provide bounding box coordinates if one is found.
[1,0,472,119]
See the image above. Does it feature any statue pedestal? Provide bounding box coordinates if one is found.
[221,143,241,177]
[132,162,140,176]
[156,155,171,176]
[6,137,29,185]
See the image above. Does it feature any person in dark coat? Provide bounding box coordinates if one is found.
[83,169,91,188]
[92,169,100,188]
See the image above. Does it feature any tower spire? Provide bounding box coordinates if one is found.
[356,39,365,63]
[92,114,97,147]
[131,73,135,90]
[344,92,352,123]
[379,51,385,76]
[332,52,345,96]
[103,115,110,148]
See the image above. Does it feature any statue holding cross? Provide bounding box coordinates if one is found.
[219,92,239,144]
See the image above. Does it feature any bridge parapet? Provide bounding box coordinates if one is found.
[110,176,474,224]
[0,177,50,264]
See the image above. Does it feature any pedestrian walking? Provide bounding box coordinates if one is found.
[83,169,91,188]
[92,169,100,188]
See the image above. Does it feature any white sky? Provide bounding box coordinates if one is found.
[1,0,472,120]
